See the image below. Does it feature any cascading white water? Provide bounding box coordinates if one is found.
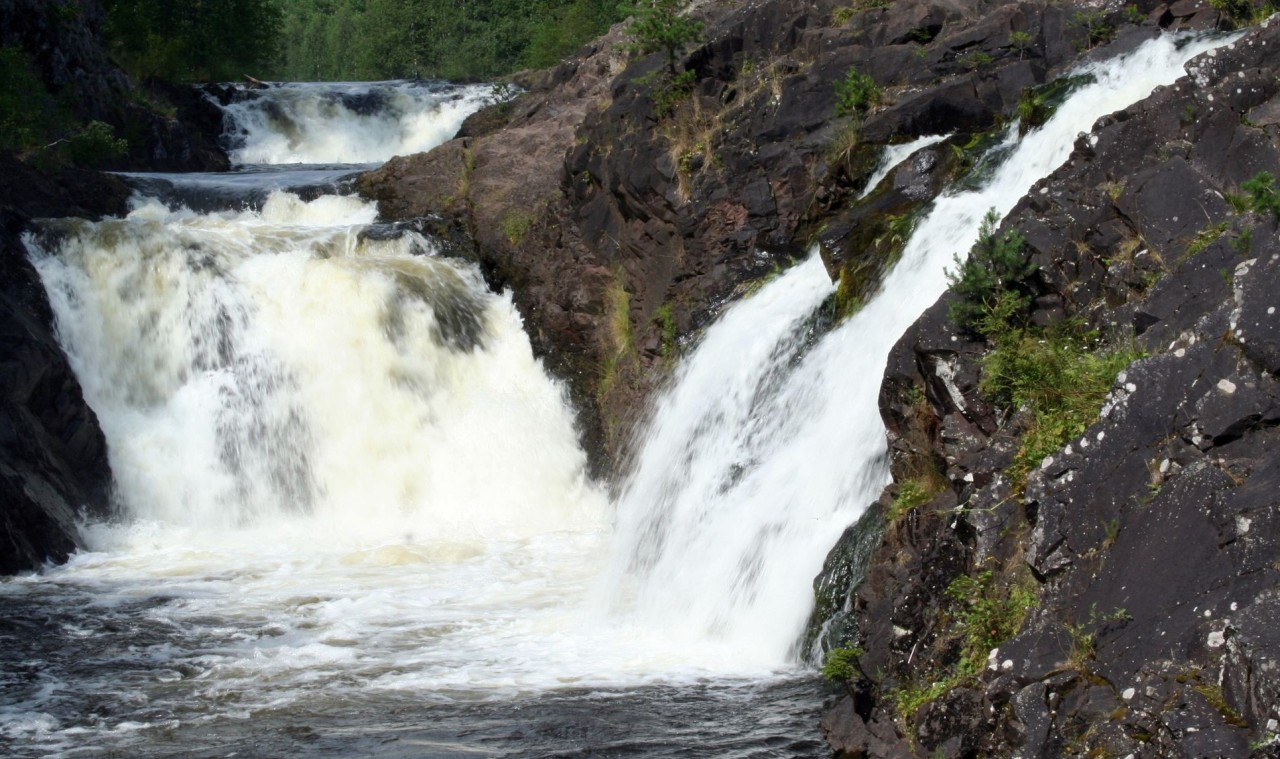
[605,32,1234,663]
[30,193,601,543]
[219,81,492,165]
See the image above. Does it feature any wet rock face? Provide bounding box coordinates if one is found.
[825,18,1280,759]
[0,211,112,575]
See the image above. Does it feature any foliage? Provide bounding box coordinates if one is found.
[103,0,281,81]
[894,675,960,724]
[893,569,1038,725]
[526,0,622,69]
[887,474,943,521]
[647,69,698,118]
[835,67,881,117]
[831,6,858,24]
[0,47,61,152]
[1009,30,1033,57]
[1208,0,1276,26]
[959,50,994,70]
[945,570,1038,675]
[1072,9,1116,49]
[821,646,866,684]
[1185,222,1230,257]
[620,0,704,75]
[271,0,623,82]
[656,303,677,358]
[831,0,889,23]
[946,209,1035,332]
[64,121,128,167]
[501,210,535,245]
[1062,604,1131,670]
[1242,171,1280,216]
[982,322,1140,489]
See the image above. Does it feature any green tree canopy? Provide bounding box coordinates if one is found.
[103,0,282,82]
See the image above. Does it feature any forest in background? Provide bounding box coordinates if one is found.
[102,0,623,83]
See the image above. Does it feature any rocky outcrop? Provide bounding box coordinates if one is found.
[0,160,123,573]
[822,16,1280,758]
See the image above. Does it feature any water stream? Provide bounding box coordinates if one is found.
[0,36,1233,757]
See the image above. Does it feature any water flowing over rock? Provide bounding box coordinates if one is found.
[3,0,1280,756]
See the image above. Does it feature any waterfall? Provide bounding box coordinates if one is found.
[605,32,1233,664]
[28,193,604,545]
[5,31,1239,759]
[217,80,493,165]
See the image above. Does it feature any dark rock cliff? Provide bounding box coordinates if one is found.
[0,159,125,574]
[821,17,1280,759]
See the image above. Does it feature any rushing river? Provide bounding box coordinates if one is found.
[0,37,1235,757]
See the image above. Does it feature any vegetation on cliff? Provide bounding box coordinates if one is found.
[103,0,280,81]
[271,0,623,81]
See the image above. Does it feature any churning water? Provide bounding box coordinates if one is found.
[1,35,1236,757]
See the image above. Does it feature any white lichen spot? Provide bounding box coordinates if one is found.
[1125,382,1138,393]
[1218,378,1238,394]
[1208,630,1227,648]
[1231,602,1239,611]
[1097,431,1105,442]
[1042,455,1054,470]
[1237,515,1252,535]
[1269,307,1276,315]
[1002,659,1014,672]
[1122,687,1136,701]
[1175,348,1186,358]
[1204,608,1213,618]
[1064,445,1074,456]
[1160,459,1171,474]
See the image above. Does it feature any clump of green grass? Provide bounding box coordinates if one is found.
[1242,171,1280,217]
[1207,0,1277,27]
[1186,222,1230,257]
[891,568,1038,725]
[835,67,881,118]
[981,319,1140,489]
[500,210,534,245]
[947,208,1139,490]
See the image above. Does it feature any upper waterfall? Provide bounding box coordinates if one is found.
[216,80,493,166]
